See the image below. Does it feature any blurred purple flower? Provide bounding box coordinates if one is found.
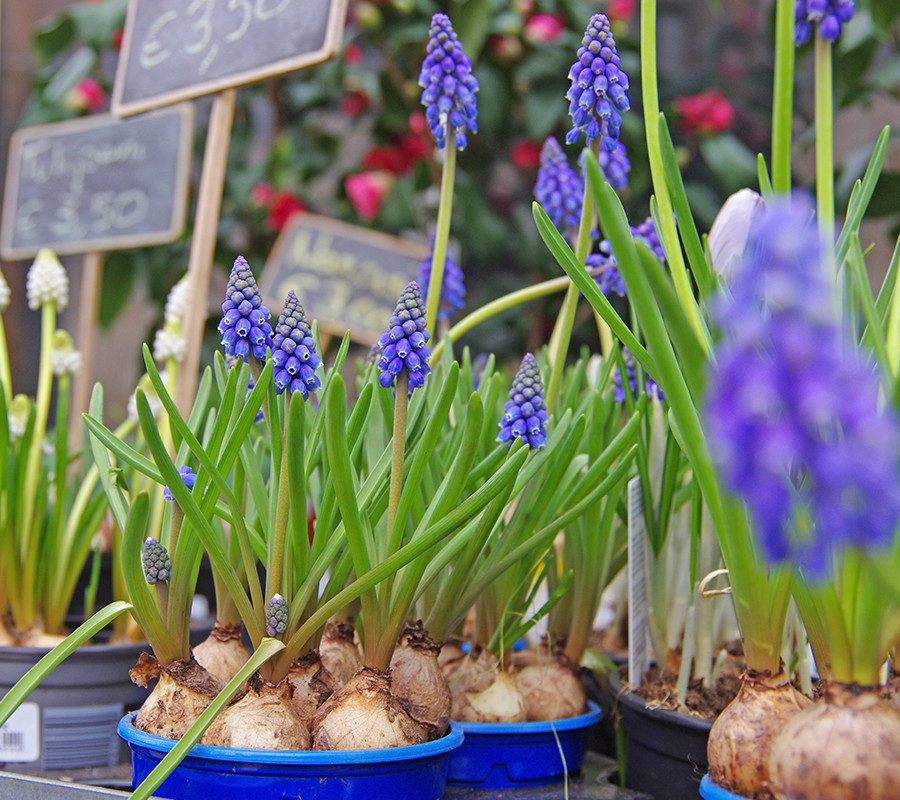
[534,136,584,234]
[795,0,855,45]
[417,232,466,321]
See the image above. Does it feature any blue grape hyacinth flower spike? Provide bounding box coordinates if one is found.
[218,256,274,362]
[534,136,584,234]
[271,290,322,399]
[377,282,432,392]
[498,354,549,451]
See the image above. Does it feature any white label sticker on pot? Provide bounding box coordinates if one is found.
[0,702,40,762]
[628,476,651,688]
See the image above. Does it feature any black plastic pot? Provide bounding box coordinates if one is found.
[608,669,713,800]
[0,641,149,771]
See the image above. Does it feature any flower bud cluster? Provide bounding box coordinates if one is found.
[26,249,69,311]
[565,13,630,151]
[534,137,583,233]
[163,465,197,502]
[271,291,322,399]
[142,537,171,584]
[613,349,663,403]
[498,354,549,451]
[377,282,431,391]
[419,13,479,150]
[265,594,288,637]
[50,331,82,377]
[218,256,273,362]
[596,141,631,191]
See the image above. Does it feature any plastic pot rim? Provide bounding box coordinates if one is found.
[118,713,464,765]
[608,668,713,732]
[450,700,602,735]
[699,774,750,799]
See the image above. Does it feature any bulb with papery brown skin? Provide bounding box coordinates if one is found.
[130,654,221,740]
[311,667,428,750]
[286,651,335,724]
[707,670,811,799]
[318,621,362,690]
[192,622,250,686]
[437,639,465,669]
[452,669,528,724]
[201,679,310,750]
[768,683,900,800]
[444,644,500,699]
[514,653,587,721]
[389,622,451,737]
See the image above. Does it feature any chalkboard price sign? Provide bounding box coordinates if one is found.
[0,105,194,260]
[112,0,349,116]
[259,215,429,346]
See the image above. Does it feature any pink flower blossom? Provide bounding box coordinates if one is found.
[64,78,106,113]
[523,13,565,44]
[673,90,735,136]
[345,171,395,221]
[267,191,306,231]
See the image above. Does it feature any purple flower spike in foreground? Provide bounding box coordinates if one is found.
[706,196,900,577]
[271,291,322,399]
[377,282,432,392]
[534,137,584,233]
[795,0,855,45]
[566,13,630,152]
[498,354,549,451]
[419,13,479,150]
[218,256,273,362]
[418,233,466,321]
[142,538,171,585]
[163,465,196,502]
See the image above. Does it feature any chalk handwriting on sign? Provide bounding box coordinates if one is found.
[259,215,429,346]
[0,105,193,260]
[113,0,349,116]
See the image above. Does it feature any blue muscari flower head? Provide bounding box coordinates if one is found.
[613,349,664,404]
[794,0,855,45]
[142,537,171,585]
[596,141,631,191]
[498,354,549,451]
[419,13,479,151]
[218,256,274,362]
[534,136,584,233]
[566,13,630,152]
[377,281,431,392]
[586,251,625,298]
[271,290,322,399]
[632,216,666,264]
[706,195,900,578]
[265,594,288,637]
[417,232,466,321]
[163,465,196,502]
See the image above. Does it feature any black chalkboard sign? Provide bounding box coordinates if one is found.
[112,0,349,116]
[0,105,194,260]
[259,215,428,346]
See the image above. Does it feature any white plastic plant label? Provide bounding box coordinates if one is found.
[0,702,40,762]
[628,476,651,688]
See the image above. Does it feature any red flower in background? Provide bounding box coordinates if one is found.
[112,28,124,49]
[341,89,371,118]
[346,171,395,221]
[510,140,543,171]
[250,182,274,207]
[607,0,636,24]
[673,90,734,137]
[523,13,565,44]
[344,43,363,65]
[64,78,106,113]
[267,191,306,231]
[363,145,408,174]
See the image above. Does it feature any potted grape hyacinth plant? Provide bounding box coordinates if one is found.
[0,250,150,773]
[534,0,900,799]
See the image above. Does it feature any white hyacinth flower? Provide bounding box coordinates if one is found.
[708,188,763,281]
[0,269,10,312]
[8,395,30,439]
[153,322,186,363]
[26,249,69,310]
[50,330,83,376]
[164,276,190,324]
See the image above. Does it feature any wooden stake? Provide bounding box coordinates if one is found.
[72,250,103,447]
[176,88,237,415]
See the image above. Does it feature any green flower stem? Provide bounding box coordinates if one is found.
[21,302,56,572]
[425,137,457,335]
[155,581,170,626]
[429,274,591,365]
[386,371,409,553]
[265,412,293,602]
[815,33,835,243]
[0,316,11,407]
[546,141,599,415]
[640,0,705,344]
[772,0,796,194]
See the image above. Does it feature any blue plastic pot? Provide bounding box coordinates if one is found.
[699,774,751,800]
[118,714,463,800]
[446,701,601,788]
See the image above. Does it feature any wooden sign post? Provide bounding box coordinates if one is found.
[111,0,349,414]
[259,215,428,346]
[0,105,194,427]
